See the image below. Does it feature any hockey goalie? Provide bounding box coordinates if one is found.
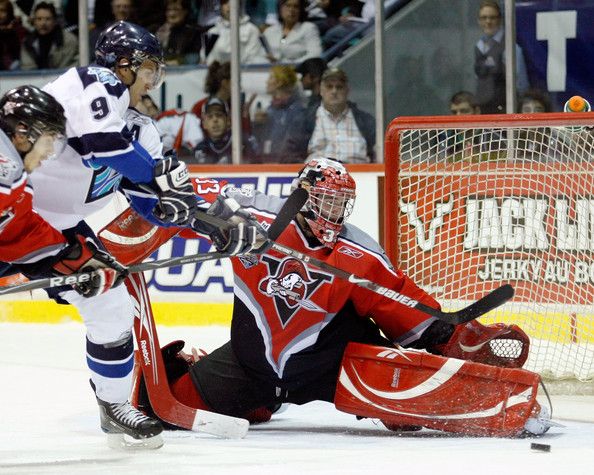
[101,157,554,438]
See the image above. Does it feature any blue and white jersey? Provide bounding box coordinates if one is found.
[31,66,155,230]
[121,107,163,224]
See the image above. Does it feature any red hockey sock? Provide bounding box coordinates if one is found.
[170,373,210,410]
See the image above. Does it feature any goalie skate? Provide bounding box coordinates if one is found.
[97,397,164,450]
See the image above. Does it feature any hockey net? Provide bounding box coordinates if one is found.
[384,112,594,393]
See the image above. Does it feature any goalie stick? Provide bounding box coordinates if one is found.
[126,188,307,436]
[127,271,249,438]
[0,188,309,297]
[189,191,513,325]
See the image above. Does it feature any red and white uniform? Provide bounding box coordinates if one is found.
[223,189,440,383]
[0,130,66,264]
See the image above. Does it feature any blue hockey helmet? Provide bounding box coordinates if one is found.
[95,21,165,88]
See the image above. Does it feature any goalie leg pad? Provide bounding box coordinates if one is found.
[334,342,546,437]
[436,320,530,368]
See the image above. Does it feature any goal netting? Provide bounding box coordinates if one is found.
[384,113,594,393]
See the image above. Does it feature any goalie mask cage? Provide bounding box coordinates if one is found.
[384,112,594,393]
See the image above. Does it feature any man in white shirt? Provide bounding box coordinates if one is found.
[286,67,375,163]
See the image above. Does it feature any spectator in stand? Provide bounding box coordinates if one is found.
[191,61,231,119]
[0,0,25,70]
[205,0,267,65]
[190,61,254,134]
[64,0,111,31]
[253,64,304,163]
[285,67,375,163]
[441,91,483,157]
[89,0,138,61]
[474,0,529,113]
[245,0,278,27]
[322,0,374,51]
[192,97,259,164]
[20,2,78,70]
[11,0,62,30]
[296,56,326,110]
[155,107,204,161]
[518,88,552,113]
[449,91,481,115]
[306,0,342,36]
[156,0,204,65]
[262,0,322,63]
[196,0,221,29]
[131,0,165,32]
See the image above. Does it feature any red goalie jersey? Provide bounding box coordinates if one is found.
[215,188,441,386]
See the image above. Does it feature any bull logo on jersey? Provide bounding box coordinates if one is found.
[399,195,453,251]
[259,256,332,326]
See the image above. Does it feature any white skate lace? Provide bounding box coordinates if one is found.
[110,402,152,428]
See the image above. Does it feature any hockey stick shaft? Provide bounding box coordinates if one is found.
[0,251,231,296]
[268,242,514,325]
[190,187,514,324]
[0,188,310,297]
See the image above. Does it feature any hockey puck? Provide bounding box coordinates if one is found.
[530,443,551,452]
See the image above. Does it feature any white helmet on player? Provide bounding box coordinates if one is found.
[293,157,356,248]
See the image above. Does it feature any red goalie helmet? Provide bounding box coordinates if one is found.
[293,157,356,248]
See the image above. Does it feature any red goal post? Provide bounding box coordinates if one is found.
[384,112,594,390]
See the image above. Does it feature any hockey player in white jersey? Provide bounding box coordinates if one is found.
[22,22,205,449]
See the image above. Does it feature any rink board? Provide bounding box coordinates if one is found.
[2,299,594,344]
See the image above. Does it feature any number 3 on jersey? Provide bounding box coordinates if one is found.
[91,97,109,120]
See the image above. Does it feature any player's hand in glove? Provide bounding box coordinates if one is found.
[152,153,198,226]
[192,195,270,255]
[53,235,128,297]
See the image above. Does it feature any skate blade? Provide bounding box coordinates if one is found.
[106,433,164,451]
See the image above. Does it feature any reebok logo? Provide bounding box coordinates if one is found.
[338,246,363,259]
[140,339,151,366]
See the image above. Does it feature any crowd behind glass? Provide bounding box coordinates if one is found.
[1,0,589,164]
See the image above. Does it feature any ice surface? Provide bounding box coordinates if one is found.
[1,323,593,475]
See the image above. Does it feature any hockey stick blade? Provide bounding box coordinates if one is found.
[413,284,515,325]
[127,272,249,439]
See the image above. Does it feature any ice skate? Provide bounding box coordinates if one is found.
[97,397,164,450]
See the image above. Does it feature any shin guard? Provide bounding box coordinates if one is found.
[335,342,548,437]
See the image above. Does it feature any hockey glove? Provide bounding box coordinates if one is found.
[192,195,270,255]
[152,154,198,226]
[53,235,128,298]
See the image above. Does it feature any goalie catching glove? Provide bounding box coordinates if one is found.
[152,154,198,226]
[52,235,128,297]
[192,195,270,255]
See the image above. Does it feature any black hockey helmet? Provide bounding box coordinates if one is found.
[0,85,66,143]
[95,21,164,75]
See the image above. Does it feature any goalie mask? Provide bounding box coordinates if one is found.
[293,157,356,248]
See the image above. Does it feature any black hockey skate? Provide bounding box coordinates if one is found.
[97,397,164,450]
